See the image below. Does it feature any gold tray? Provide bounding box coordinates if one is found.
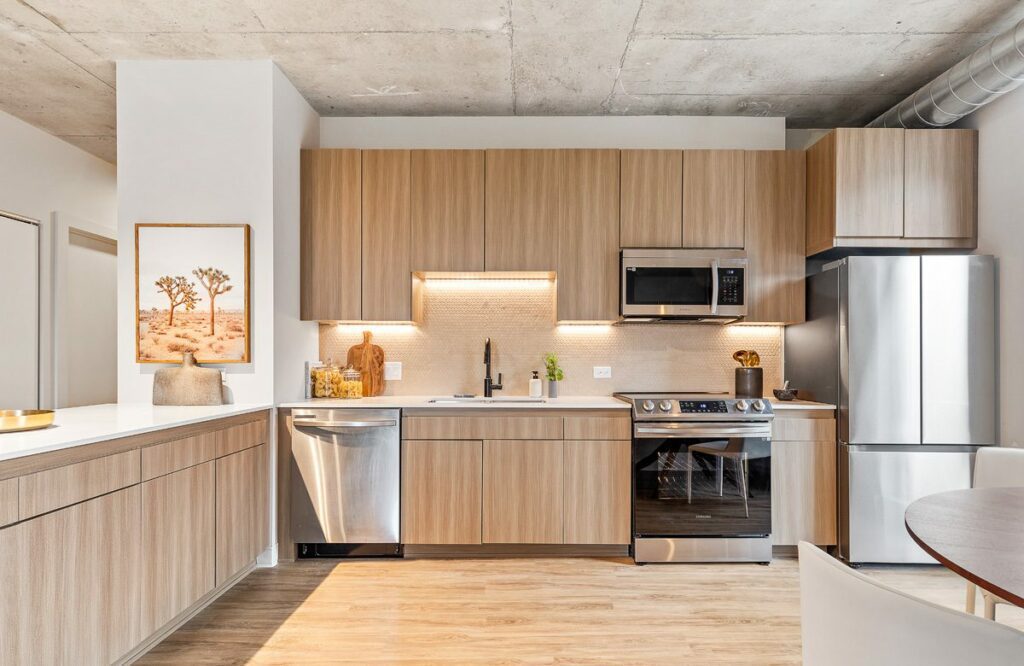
[0,410,55,433]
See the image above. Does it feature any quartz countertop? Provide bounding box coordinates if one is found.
[278,395,631,410]
[769,398,836,411]
[0,403,272,463]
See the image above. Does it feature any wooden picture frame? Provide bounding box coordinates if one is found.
[135,223,251,364]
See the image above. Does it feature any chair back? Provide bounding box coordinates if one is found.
[974,447,1024,489]
[798,542,1024,666]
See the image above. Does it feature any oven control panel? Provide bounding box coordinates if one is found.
[678,400,728,413]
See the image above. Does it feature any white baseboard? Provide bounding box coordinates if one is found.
[257,542,278,567]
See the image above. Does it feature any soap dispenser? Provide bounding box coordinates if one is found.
[529,370,542,398]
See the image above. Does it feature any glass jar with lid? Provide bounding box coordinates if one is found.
[340,366,364,399]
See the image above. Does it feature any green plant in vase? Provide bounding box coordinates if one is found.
[544,353,564,398]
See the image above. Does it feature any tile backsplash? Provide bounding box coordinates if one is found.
[319,279,783,396]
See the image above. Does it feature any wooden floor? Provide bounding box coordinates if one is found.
[138,556,1024,665]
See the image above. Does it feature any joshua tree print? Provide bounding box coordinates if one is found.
[154,275,199,326]
[192,267,233,335]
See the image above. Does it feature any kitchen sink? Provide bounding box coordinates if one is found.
[427,397,548,404]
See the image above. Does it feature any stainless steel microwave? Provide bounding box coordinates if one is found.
[620,249,748,322]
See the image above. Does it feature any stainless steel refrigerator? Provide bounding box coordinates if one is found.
[785,255,996,564]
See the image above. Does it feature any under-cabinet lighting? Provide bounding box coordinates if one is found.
[556,323,614,334]
[724,324,783,337]
[421,278,553,293]
[331,322,418,333]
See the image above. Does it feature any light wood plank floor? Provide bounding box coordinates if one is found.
[139,556,1024,665]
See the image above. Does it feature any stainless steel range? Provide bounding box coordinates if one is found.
[615,393,774,563]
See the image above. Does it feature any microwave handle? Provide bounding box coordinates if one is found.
[710,258,720,315]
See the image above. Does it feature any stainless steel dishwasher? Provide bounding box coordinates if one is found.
[289,408,401,557]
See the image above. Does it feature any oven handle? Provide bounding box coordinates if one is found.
[710,258,720,315]
[635,423,771,439]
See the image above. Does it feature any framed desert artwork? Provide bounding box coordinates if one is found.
[135,223,250,364]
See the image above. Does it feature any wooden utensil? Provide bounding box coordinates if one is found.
[346,331,386,397]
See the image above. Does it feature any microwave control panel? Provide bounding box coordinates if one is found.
[717,267,744,305]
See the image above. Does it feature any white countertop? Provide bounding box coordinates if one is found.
[769,398,836,410]
[278,395,631,410]
[0,403,272,463]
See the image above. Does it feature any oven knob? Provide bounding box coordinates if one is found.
[752,399,766,412]
[735,399,749,412]
[641,400,655,412]
[658,400,673,412]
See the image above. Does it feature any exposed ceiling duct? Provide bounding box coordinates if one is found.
[869,19,1024,128]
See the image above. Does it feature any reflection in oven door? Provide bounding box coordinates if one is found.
[633,436,771,538]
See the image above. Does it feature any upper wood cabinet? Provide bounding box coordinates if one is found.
[557,149,620,322]
[410,150,485,272]
[683,150,745,248]
[620,149,683,248]
[744,151,807,324]
[362,150,412,321]
[904,129,977,240]
[300,149,361,321]
[484,149,561,271]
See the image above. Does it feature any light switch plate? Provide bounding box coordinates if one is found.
[384,361,402,380]
[593,366,612,379]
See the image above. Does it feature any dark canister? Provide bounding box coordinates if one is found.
[735,367,763,399]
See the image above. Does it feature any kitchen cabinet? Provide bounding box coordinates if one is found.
[0,478,15,527]
[483,440,564,544]
[216,443,268,585]
[402,440,482,545]
[904,129,977,240]
[141,461,216,636]
[620,149,683,248]
[744,150,807,324]
[682,150,745,248]
[484,149,561,271]
[0,486,142,664]
[300,148,362,321]
[362,149,413,321]
[563,440,631,545]
[771,411,837,546]
[557,149,620,322]
[411,150,485,272]
[18,448,139,519]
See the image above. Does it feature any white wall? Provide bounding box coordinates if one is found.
[958,89,1024,447]
[320,116,784,149]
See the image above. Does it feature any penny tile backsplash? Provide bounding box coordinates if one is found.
[319,279,783,396]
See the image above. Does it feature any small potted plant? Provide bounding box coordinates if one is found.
[544,353,564,398]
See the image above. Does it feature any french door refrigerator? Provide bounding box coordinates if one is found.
[785,255,996,564]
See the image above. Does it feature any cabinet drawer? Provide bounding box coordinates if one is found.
[773,415,836,441]
[142,430,220,480]
[403,416,563,440]
[0,477,16,527]
[217,418,268,458]
[19,449,140,520]
[563,415,631,440]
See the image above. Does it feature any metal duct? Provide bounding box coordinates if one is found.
[869,19,1024,128]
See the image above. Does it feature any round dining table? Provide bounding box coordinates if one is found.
[905,487,1024,608]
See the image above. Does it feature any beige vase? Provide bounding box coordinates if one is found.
[152,352,225,406]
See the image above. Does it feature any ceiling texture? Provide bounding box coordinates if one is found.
[2,0,1023,163]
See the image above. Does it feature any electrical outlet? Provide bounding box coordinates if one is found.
[593,366,612,379]
[384,362,402,380]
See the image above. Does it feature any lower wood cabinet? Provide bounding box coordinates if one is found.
[564,440,631,545]
[482,440,564,544]
[216,444,269,585]
[771,412,837,546]
[402,440,482,545]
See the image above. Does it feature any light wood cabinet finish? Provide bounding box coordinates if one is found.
[771,440,837,546]
[682,150,745,248]
[557,149,620,321]
[216,444,268,585]
[834,128,905,239]
[772,414,836,441]
[300,149,362,321]
[142,429,220,480]
[620,149,683,248]
[483,440,563,544]
[744,150,807,323]
[904,129,977,240]
[403,415,563,441]
[805,130,837,256]
[562,415,632,441]
[0,486,142,665]
[484,149,560,271]
[411,150,485,272]
[563,440,631,545]
[362,149,412,321]
[401,440,482,545]
[18,448,140,519]
[216,418,268,458]
[0,478,16,527]
[141,461,216,636]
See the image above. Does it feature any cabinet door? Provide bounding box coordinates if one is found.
[141,461,215,636]
[744,151,807,324]
[834,128,904,239]
[362,149,412,321]
[904,129,977,240]
[0,486,141,665]
[402,440,482,544]
[771,439,837,546]
[482,440,563,543]
[563,440,631,545]
[411,150,485,272]
[484,150,560,271]
[557,149,620,322]
[682,150,745,248]
[620,149,682,248]
[216,444,268,585]
[300,149,361,321]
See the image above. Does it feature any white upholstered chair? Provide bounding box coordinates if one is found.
[966,447,1024,620]
[798,542,1024,666]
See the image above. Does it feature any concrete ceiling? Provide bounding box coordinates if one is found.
[2,0,1022,163]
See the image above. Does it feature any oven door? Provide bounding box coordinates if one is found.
[621,253,747,318]
[633,426,771,538]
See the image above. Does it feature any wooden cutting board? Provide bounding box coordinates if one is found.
[346,331,386,397]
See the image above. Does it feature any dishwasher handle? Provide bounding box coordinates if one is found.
[292,416,397,429]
